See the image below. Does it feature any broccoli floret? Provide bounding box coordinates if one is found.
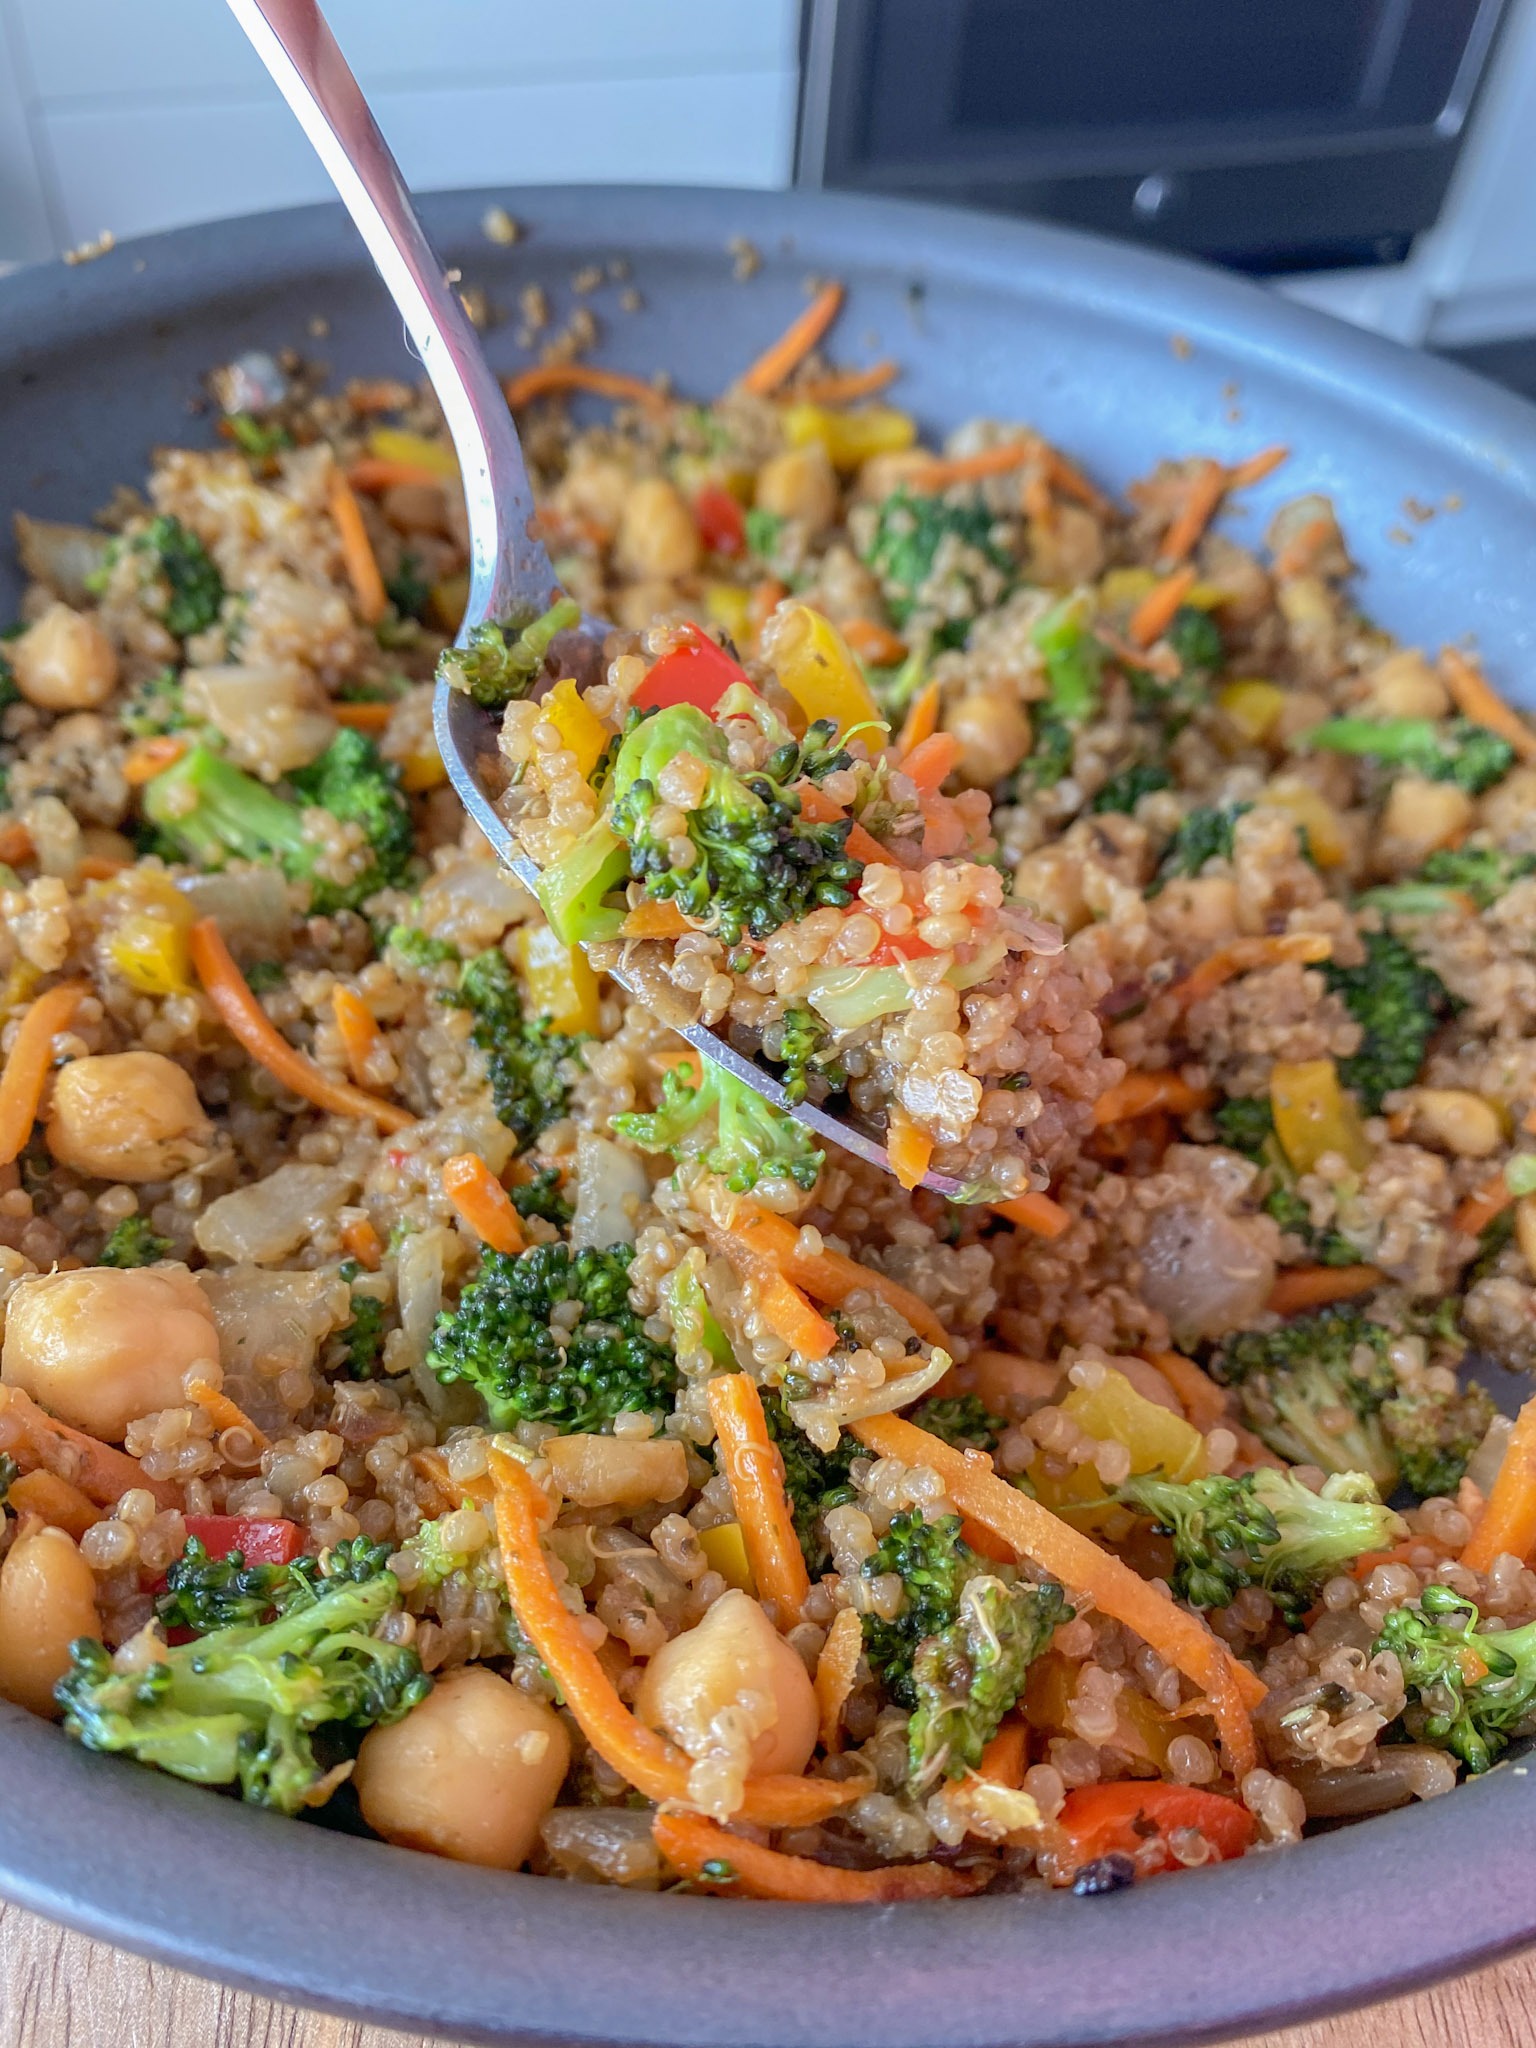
[118,667,188,740]
[243,960,287,994]
[1118,1466,1404,1622]
[1212,1095,1277,1155]
[1166,605,1224,676]
[435,597,581,709]
[509,1166,572,1226]
[384,554,431,623]
[336,1259,385,1380]
[226,412,293,458]
[1033,596,1104,726]
[60,1542,428,1813]
[1212,1303,1399,1490]
[1325,929,1451,1113]
[908,1393,1005,1450]
[1125,606,1224,725]
[400,1511,526,1654]
[452,946,585,1152]
[860,489,1011,647]
[156,1537,305,1635]
[861,1511,980,1706]
[611,1059,823,1194]
[387,925,460,973]
[98,515,224,640]
[764,1395,858,1573]
[744,508,785,560]
[1362,845,1536,918]
[427,1242,677,1433]
[97,1215,171,1268]
[1149,803,1252,893]
[1375,1583,1536,1773]
[1380,1378,1496,1500]
[1091,763,1171,815]
[601,703,863,945]
[142,733,413,914]
[1013,714,1076,794]
[770,1006,839,1107]
[908,1572,1066,1790]
[1301,715,1515,795]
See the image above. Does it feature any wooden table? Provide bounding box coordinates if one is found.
[1,1903,1532,2048]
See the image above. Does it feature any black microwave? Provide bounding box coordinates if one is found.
[796,0,1509,273]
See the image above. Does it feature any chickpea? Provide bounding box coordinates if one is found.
[1365,648,1450,721]
[754,446,838,536]
[9,602,119,711]
[0,1522,101,1717]
[1407,1088,1502,1159]
[1153,875,1240,946]
[1378,776,1475,874]
[635,1587,817,1777]
[948,691,1031,787]
[46,1052,213,1182]
[2,1263,219,1443]
[354,1668,570,1868]
[1011,846,1090,936]
[614,477,700,582]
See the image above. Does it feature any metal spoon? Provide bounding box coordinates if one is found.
[226,0,969,1197]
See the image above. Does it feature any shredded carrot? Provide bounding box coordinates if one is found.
[441,1152,526,1256]
[1454,1170,1516,1239]
[898,730,960,793]
[1171,931,1332,1008]
[905,440,1037,491]
[1272,515,1332,581]
[841,616,909,669]
[792,781,888,866]
[0,1383,180,1510]
[1462,1393,1536,1571]
[1143,1350,1228,1433]
[1227,444,1289,488]
[4,1467,101,1539]
[976,1719,1028,1789]
[331,985,384,1088]
[619,900,695,940]
[1091,1070,1211,1127]
[488,1448,860,1824]
[789,359,898,406]
[705,1223,838,1361]
[733,1208,953,1352]
[330,700,395,733]
[188,919,414,1132]
[1267,1264,1382,1318]
[504,362,668,413]
[707,1373,811,1629]
[122,734,189,786]
[328,469,388,625]
[1044,448,1114,517]
[1350,1537,1450,1584]
[893,679,940,758]
[1158,460,1227,566]
[1441,646,1536,764]
[186,1377,269,1451]
[814,1605,862,1753]
[991,1191,1072,1240]
[341,1215,384,1270]
[653,1810,977,1902]
[75,856,129,883]
[852,1414,1265,1776]
[1128,564,1199,648]
[0,819,32,865]
[739,282,845,398]
[345,457,451,494]
[0,980,84,1166]
[959,1514,1015,1564]
[886,1108,934,1193]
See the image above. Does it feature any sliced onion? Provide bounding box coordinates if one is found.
[570,1132,649,1250]
[194,1164,356,1265]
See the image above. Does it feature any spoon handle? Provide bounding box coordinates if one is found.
[225,0,553,627]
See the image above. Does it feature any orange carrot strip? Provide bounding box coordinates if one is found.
[905,440,1038,491]
[894,680,940,759]
[739,282,845,398]
[734,1209,953,1352]
[899,730,961,793]
[75,856,129,883]
[707,1373,811,1629]
[504,363,668,412]
[1172,932,1332,1008]
[329,700,395,733]
[1454,1170,1516,1239]
[189,919,414,1133]
[332,985,384,1088]
[619,900,695,940]
[0,980,85,1166]
[991,1191,1072,1240]
[1128,564,1199,648]
[1091,1071,1211,1126]
[1226,444,1289,488]
[5,1467,101,1539]
[0,819,32,865]
[186,1377,269,1452]
[842,616,909,669]
[1044,448,1114,517]
[1272,515,1332,581]
[441,1152,526,1256]
[852,1414,1265,1773]
[328,469,388,624]
[789,360,898,406]
[1144,1350,1228,1434]
[122,734,189,785]
[1462,1394,1536,1571]
[1441,647,1536,765]
[814,1605,862,1754]
[345,457,451,494]
[1267,1264,1382,1318]
[653,1810,978,1902]
[977,1718,1028,1789]
[0,1383,180,1510]
[886,1109,934,1194]
[1158,460,1227,566]
[705,1223,838,1361]
[489,1448,859,1825]
[793,782,888,865]
[341,1215,384,1270]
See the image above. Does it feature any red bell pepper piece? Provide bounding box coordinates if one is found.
[1056,1782,1256,1879]
[694,484,747,559]
[182,1514,305,1567]
[632,629,752,715]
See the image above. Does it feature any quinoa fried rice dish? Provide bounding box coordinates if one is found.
[5,288,1536,1902]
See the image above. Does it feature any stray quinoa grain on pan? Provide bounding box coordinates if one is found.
[4,291,1536,1900]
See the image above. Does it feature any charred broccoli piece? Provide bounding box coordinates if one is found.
[1380,1378,1496,1500]
[1212,1303,1399,1491]
[97,1216,171,1268]
[611,1058,823,1194]
[1325,929,1451,1113]
[451,946,586,1152]
[1300,715,1515,795]
[435,597,581,709]
[1375,1582,1536,1773]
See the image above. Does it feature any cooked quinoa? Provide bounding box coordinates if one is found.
[2,321,1536,1900]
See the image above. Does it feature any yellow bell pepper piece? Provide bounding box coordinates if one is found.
[398,741,447,794]
[782,403,916,472]
[1099,567,1158,610]
[1219,679,1288,745]
[515,921,602,1036]
[367,427,459,480]
[1031,1367,1207,1532]
[1184,581,1228,610]
[1021,1652,1176,1769]
[430,573,470,634]
[1262,776,1349,867]
[763,602,887,741]
[540,678,610,783]
[699,1520,755,1594]
[103,872,196,996]
[1270,1058,1371,1175]
[703,581,752,645]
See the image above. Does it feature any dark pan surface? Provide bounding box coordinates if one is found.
[3,184,1536,2047]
